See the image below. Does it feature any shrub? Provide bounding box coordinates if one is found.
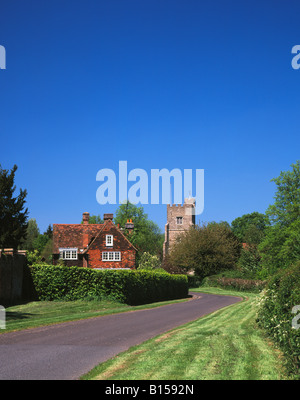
[29,264,188,305]
[256,262,300,377]
[187,275,202,288]
[137,252,161,270]
[237,245,262,279]
[201,271,266,292]
[169,222,241,279]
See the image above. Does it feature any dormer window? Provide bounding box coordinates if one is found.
[59,248,78,260]
[106,235,113,246]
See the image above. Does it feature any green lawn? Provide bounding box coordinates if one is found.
[2,297,189,333]
[82,288,289,380]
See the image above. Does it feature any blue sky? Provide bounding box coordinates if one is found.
[1,0,299,233]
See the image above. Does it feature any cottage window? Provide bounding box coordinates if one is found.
[102,251,121,261]
[59,248,78,260]
[106,235,113,246]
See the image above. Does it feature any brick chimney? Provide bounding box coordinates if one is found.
[124,219,134,234]
[82,212,89,225]
[82,212,89,249]
[103,213,113,221]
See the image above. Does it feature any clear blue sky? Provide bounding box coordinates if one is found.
[1,0,299,233]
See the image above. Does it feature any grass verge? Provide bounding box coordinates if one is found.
[81,287,289,380]
[2,297,189,333]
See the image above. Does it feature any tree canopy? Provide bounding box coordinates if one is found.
[231,212,269,244]
[266,160,300,227]
[81,214,104,224]
[114,201,164,258]
[169,222,241,279]
[259,161,300,276]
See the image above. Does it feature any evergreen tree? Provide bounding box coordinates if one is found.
[0,164,28,248]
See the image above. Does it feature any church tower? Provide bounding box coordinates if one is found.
[163,197,195,258]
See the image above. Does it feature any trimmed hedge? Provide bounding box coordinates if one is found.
[256,262,300,378]
[29,265,188,305]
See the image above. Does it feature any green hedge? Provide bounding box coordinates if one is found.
[201,274,266,293]
[256,262,300,378]
[29,265,188,305]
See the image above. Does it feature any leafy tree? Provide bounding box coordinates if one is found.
[231,212,269,243]
[0,164,28,248]
[237,245,262,279]
[81,215,103,224]
[40,238,53,263]
[169,222,241,279]
[114,202,163,258]
[266,160,300,226]
[33,234,49,253]
[22,218,39,251]
[259,161,300,277]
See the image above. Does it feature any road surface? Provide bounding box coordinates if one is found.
[0,292,241,380]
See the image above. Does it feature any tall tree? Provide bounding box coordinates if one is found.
[22,218,39,251]
[0,164,28,249]
[169,222,241,279]
[114,202,163,258]
[231,212,269,244]
[259,161,300,276]
[44,224,53,239]
[266,160,300,227]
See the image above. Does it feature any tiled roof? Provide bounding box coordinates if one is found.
[52,224,103,253]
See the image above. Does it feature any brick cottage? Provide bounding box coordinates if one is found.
[53,212,137,269]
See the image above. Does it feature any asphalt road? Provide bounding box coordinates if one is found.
[0,292,241,380]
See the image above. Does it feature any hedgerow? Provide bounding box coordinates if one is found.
[201,272,266,292]
[29,264,188,305]
[256,262,300,378]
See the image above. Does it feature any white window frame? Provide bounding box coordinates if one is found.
[106,234,113,246]
[102,251,121,261]
[59,248,78,260]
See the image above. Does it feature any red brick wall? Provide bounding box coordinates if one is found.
[87,220,136,269]
[88,248,136,269]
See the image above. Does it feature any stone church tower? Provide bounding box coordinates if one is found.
[163,197,196,258]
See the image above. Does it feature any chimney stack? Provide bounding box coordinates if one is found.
[125,219,134,234]
[103,213,113,221]
[82,212,89,225]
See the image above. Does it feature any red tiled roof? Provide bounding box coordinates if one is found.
[52,224,103,253]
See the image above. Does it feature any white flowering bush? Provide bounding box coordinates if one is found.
[256,262,300,378]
